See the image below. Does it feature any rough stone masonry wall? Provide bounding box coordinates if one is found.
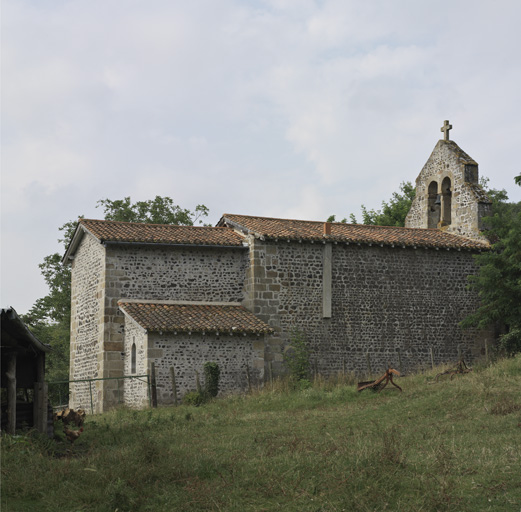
[122,318,149,408]
[148,332,265,404]
[105,244,249,342]
[246,239,492,378]
[103,244,248,408]
[327,243,491,374]
[69,235,106,412]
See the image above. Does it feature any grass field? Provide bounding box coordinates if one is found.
[2,356,521,511]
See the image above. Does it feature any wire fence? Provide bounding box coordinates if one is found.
[47,374,151,414]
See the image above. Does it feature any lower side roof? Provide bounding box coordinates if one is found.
[118,301,273,335]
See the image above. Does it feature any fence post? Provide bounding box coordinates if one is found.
[88,380,94,414]
[195,370,202,394]
[33,381,48,435]
[150,363,158,408]
[268,361,273,388]
[245,364,252,393]
[365,352,372,376]
[170,367,178,406]
[430,347,435,370]
[397,348,403,375]
[147,374,152,407]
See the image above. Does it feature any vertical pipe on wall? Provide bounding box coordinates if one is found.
[322,244,332,318]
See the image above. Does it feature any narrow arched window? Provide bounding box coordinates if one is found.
[441,177,452,226]
[131,342,136,374]
[427,181,440,228]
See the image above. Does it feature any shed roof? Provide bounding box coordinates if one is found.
[1,307,51,355]
[219,214,489,250]
[119,301,274,335]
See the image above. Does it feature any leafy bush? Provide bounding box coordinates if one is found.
[204,362,220,397]
[283,329,311,381]
[295,378,312,391]
[497,328,521,357]
[298,379,313,391]
[183,391,205,406]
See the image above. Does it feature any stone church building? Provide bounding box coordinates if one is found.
[64,125,493,412]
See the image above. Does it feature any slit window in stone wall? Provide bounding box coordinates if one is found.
[427,180,440,228]
[131,341,136,374]
[441,177,452,226]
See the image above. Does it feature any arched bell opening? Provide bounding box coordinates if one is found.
[441,177,452,226]
[427,180,440,228]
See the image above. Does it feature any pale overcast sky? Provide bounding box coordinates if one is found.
[2,0,521,314]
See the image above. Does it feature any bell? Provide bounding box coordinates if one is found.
[434,194,441,206]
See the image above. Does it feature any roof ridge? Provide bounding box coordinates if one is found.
[80,218,232,230]
[223,213,332,224]
[221,213,489,250]
[223,213,482,235]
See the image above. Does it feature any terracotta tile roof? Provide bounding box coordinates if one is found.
[79,219,246,247]
[220,214,489,250]
[119,301,274,335]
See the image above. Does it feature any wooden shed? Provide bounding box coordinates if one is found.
[1,307,52,436]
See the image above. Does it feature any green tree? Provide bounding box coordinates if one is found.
[329,181,415,227]
[97,196,209,225]
[23,197,209,389]
[22,220,79,391]
[283,329,311,382]
[203,362,221,398]
[461,176,521,355]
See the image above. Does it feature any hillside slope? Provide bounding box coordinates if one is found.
[2,356,521,511]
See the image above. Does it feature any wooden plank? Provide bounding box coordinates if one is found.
[33,381,49,435]
[6,355,17,434]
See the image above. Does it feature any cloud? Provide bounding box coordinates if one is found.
[2,0,521,312]
[2,139,89,211]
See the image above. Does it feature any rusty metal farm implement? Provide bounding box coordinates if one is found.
[357,368,402,393]
[435,359,472,382]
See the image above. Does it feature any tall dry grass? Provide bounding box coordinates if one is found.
[2,355,520,511]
